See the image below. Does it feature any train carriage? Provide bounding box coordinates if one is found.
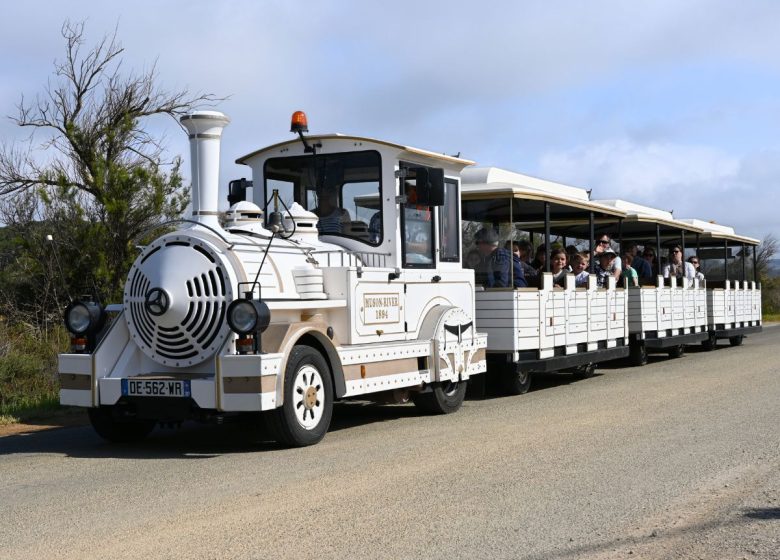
[460,167,630,393]
[677,219,762,348]
[592,200,710,364]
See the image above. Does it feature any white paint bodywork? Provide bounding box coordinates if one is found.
[59,118,487,413]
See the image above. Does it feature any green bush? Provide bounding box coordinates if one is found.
[0,322,65,423]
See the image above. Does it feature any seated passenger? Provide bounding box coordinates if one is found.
[595,249,617,288]
[314,188,351,234]
[550,248,568,287]
[368,211,382,243]
[511,241,536,285]
[624,242,652,280]
[594,234,622,280]
[571,252,590,287]
[688,256,705,281]
[620,252,639,287]
[475,228,525,288]
[642,247,658,277]
[662,245,695,281]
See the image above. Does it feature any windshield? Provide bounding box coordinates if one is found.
[264,150,382,245]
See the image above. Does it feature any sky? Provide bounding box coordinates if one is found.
[0,0,778,240]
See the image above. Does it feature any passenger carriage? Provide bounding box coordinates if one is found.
[677,219,762,348]
[460,167,630,393]
[592,200,710,365]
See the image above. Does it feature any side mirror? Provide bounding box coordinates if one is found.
[410,167,445,206]
[228,178,252,206]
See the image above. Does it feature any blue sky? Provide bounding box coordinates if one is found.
[1,0,778,240]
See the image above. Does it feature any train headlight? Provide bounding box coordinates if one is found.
[64,300,104,336]
[227,298,270,335]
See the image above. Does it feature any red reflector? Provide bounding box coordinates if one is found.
[236,336,255,355]
[71,337,87,353]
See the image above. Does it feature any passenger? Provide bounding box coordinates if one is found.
[512,240,538,285]
[531,244,546,271]
[571,252,590,287]
[475,228,526,288]
[595,249,617,288]
[642,246,658,277]
[620,252,639,287]
[566,245,579,266]
[550,248,568,287]
[314,188,351,234]
[662,244,695,281]
[688,255,705,281]
[594,233,622,281]
[623,241,652,280]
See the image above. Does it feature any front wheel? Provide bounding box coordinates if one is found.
[88,407,156,443]
[572,363,596,380]
[630,341,648,367]
[729,335,744,347]
[702,332,717,351]
[412,380,467,414]
[667,345,685,359]
[266,345,334,447]
[500,366,532,395]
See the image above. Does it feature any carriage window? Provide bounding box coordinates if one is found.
[439,179,459,262]
[264,151,382,246]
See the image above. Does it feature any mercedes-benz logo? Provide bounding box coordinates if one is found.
[145,288,170,317]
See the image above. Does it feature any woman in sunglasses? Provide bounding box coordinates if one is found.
[688,255,705,281]
[662,244,695,280]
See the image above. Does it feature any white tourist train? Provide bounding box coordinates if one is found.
[57,111,762,446]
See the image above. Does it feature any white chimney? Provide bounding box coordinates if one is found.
[180,111,230,228]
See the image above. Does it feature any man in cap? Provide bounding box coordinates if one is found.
[475,228,526,288]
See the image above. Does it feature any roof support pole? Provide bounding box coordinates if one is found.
[724,240,729,281]
[589,211,595,273]
[753,244,758,284]
[656,224,661,278]
[544,201,551,273]
[742,243,747,282]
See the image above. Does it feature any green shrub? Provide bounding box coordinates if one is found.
[0,322,65,422]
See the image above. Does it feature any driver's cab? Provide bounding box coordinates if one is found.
[234,131,473,272]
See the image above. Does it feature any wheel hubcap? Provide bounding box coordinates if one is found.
[293,365,324,430]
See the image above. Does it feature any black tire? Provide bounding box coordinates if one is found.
[88,407,155,443]
[412,380,467,414]
[729,335,744,347]
[572,363,596,380]
[667,345,685,359]
[266,345,333,447]
[500,367,532,396]
[630,341,648,367]
[702,332,717,351]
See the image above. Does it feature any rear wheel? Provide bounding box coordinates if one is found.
[500,367,532,396]
[667,345,685,359]
[266,345,333,447]
[630,341,648,367]
[88,407,155,443]
[412,380,467,414]
[729,335,744,347]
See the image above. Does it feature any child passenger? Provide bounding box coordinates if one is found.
[571,252,590,287]
[595,249,617,288]
[620,252,639,287]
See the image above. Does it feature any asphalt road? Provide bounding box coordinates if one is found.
[1,327,779,560]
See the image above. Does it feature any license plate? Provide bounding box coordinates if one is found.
[121,379,191,398]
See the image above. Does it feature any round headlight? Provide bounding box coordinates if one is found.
[64,300,104,335]
[227,300,258,334]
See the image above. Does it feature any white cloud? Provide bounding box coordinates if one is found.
[538,138,778,240]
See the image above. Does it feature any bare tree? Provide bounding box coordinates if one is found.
[756,233,778,281]
[0,21,222,301]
